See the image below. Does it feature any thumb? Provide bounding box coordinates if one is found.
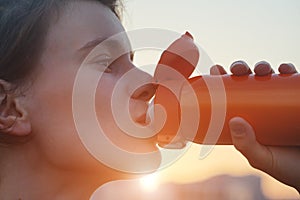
[229,117,274,171]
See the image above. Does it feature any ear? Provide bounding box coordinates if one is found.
[0,80,31,136]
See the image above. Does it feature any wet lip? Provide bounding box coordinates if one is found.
[134,99,154,125]
[135,113,148,125]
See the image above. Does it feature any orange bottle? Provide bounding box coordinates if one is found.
[154,33,300,148]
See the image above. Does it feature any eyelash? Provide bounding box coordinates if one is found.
[94,55,112,73]
[93,52,134,73]
[102,61,112,73]
[104,67,112,73]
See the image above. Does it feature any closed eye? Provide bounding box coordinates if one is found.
[89,54,112,73]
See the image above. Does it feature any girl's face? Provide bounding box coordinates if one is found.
[23,1,160,177]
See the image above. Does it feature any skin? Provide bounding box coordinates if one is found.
[0,1,159,199]
[0,1,298,198]
[211,62,300,193]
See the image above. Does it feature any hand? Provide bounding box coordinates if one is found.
[210,61,300,193]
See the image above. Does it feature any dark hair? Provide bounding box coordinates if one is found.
[0,0,123,144]
[0,0,122,86]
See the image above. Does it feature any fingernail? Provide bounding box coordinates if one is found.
[210,64,226,75]
[230,60,248,68]
[184,31,193,40]
[230,123,246,137]
[254,61,272,75]
[230,61,250,75]
[279,63,296,74]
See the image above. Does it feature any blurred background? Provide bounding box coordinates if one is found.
[96,0,300,199]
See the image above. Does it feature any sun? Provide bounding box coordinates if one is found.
[139,173,159,192]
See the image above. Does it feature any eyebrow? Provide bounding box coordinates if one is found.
[78,37,132,53]
[78,37,107,52]
[77,37,134,60]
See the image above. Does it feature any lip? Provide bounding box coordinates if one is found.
[134,99,155,126]
[130,99,149,125]
[135,113,148,125]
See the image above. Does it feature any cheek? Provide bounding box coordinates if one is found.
[28,88,117,172]
[25,68,104,169]
[95,77,121,139]
[95,77,157,153]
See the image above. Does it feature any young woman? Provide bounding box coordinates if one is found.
[0,0,298,199]
[0,0,161,199]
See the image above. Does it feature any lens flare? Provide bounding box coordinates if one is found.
[139,173,159,192]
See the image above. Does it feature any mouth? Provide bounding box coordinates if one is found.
[127,99,159,142]
[135,99,155,126]
[135,113,148,125]
[130,97,154,125]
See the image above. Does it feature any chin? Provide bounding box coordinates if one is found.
[94,152,161,182]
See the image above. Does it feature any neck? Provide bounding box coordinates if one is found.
[0,144,124,200]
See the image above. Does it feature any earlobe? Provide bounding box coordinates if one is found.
[0,80,31,136]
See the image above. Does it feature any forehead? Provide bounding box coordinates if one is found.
[43,1,124,55]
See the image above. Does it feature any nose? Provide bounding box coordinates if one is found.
[129,68,157,101]
[131,83,157,101]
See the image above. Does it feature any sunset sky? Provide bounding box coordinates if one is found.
[120,0,300,199]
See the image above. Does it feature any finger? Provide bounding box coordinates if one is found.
[229,117,273,172]
[210,64,227,75]
[254,61,274,76]
[278,63,297,74]
[230,60,252,76]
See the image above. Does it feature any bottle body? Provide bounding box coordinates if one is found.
[155,73,300,147]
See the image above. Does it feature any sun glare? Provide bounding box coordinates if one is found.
[139,173,159,192]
